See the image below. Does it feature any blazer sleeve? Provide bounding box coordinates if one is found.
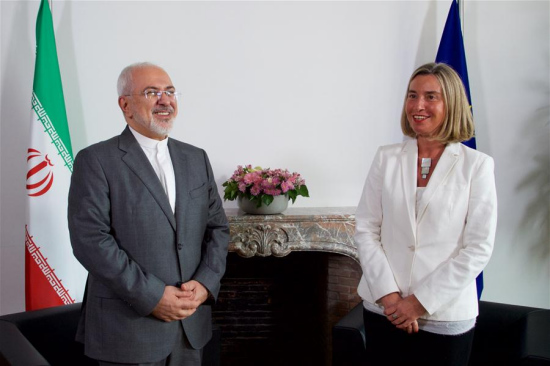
[414,154,498,314]
[68,148,165,316]
[355,147,401,302]
[190,151,230,301]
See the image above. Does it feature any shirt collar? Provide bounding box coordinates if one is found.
[128,125,169,150]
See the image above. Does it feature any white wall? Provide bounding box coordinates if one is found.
[1,0,548,315]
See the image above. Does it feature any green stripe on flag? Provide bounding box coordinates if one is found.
[32,92,74,171]
[33,0,73,168]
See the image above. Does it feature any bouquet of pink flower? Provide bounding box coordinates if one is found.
[223,165,309,207]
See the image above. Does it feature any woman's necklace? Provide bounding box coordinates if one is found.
[418,139,446,181]
[420,158,431,179]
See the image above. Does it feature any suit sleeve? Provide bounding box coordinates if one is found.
[68,148,165,316]
[414,155,497,314]
[191,151,230,301]
[355,147,401,302]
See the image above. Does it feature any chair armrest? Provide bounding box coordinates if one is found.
[0,321,50,366]
[0,303,94,366]
[471,301,550,366]
[520,310,550,363]
[332,303,366,366]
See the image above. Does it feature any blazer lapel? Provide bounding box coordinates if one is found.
[168,139,189,238]
[401,139,418,238]
[416,142,460,223]
[118,127,176,230]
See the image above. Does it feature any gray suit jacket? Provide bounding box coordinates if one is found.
[68,126,229,363]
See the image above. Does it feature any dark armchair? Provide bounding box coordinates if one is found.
[0,303,221,366]
[333,301,550,366]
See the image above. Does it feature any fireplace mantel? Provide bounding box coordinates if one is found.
[218,207,362,364]
[225,207,358,261]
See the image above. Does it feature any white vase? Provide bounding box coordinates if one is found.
[237,195,289,215]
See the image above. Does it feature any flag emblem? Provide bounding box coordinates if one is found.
[26,148,55,197]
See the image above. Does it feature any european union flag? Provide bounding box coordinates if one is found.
[436,0,483,299]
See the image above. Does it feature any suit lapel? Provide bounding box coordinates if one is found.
[401,139,418,238]
[416,142,460,223]
[118,127,176,230]
[168,139,189,239]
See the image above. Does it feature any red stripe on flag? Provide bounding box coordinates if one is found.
[25,226,75,311]
[25,249,65,310]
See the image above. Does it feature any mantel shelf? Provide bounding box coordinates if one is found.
[225,207,358,261]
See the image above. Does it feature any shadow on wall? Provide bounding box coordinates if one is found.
[413,0,438,66]
[515,103,550,262]
[0,0,34,314]
[57,0,88,154]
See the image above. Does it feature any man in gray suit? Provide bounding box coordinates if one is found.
[68,62,229,365]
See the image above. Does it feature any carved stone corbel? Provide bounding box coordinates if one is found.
[231,224,290,258]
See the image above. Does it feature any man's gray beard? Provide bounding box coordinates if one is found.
[149,118,174,136]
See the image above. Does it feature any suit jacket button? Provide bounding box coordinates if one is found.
[177,243,183,250]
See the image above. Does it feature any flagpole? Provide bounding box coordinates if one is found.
[459,0,464,37]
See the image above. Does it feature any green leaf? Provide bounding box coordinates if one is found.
[262,195,274,207]
[222,181,240,201]
[297,185,309,197]
[288,190,297,203]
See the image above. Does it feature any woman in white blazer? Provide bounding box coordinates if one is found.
[355,63,497,366]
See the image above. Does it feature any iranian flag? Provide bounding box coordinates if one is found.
[25,0,86,311]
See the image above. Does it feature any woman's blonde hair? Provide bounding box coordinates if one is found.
[400,62,474,143]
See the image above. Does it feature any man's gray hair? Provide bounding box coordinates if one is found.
[117,62,162,96]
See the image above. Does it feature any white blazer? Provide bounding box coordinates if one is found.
[356,139,497,321]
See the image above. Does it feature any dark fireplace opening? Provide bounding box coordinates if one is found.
[212,252,361,366]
